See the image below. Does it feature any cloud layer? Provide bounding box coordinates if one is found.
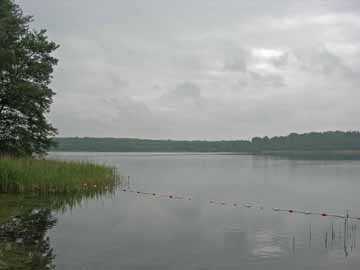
[18,0,360,139]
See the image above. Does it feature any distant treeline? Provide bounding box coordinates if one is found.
[52,131,360,153]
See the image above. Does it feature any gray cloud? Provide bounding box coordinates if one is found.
[298,47,355,76]
[223,57,247,72]
[164,82,202,101]
[18,0,360,139]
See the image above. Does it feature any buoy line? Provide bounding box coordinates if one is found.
[120,188,360,221]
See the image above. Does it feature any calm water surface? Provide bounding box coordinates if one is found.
[47,152,360,270]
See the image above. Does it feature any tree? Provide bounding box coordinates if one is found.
[0,0,59,156]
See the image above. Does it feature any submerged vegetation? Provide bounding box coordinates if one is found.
[0,157,121,194]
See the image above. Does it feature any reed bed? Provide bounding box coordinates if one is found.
[0,157,121,194]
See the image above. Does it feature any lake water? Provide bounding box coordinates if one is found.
[8,153,360,269]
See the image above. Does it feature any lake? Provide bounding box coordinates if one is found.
[3,152,360,269]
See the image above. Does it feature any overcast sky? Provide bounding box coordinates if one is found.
[18,0,360,139]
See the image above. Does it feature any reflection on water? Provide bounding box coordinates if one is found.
[0,208,56,269]
[252,228,285,258]
[1,193,359,269]
[0,188,119,269]
[2,153,360,269]
[290,218,358,257]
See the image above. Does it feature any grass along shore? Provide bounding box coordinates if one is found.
[0,157,121,194]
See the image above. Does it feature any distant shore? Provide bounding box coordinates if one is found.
[258,150,360,160]
[51,131,360,160]
[49,150,360,160]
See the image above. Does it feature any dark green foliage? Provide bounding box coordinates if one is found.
[53,131,360,153]
[53,137,253,152]
[0,0,59,156]
[251,131,360,151]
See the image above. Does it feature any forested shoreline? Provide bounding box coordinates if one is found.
[53,131,360,153]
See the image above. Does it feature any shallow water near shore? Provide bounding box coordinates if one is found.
[2,152,360,269]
